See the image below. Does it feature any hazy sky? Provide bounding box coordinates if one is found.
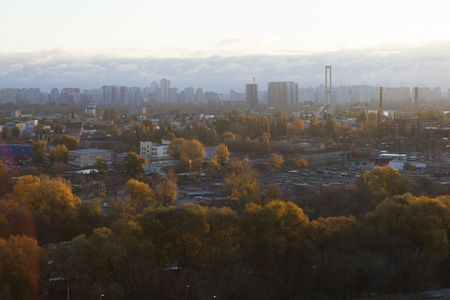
[2,0,450,92]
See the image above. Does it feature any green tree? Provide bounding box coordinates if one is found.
[93,157,110,176]
[356,111,367,124]
[123,152,147,177]
[1,126,10,140]
[31,141,47,164]
[59,134,80,150]
[11,126,20,138]
[215,143,230,166]
[48,144,68,164]
[53,123,63,135]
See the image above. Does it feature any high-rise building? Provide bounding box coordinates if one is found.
[160,79,170,103]
[102,86,112,105]
[245,84,258,107]
[268,82,298,106]
[129,87,141,105]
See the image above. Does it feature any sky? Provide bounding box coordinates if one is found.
[2,0,450,93]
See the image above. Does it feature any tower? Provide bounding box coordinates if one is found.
[325,65,332,105]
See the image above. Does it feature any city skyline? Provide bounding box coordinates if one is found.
[2,1,450,93]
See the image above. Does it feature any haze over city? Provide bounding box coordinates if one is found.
[2,0,450,92]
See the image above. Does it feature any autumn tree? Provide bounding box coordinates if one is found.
[48,144,68,163]
[240,200,313,295]
[288,118,305,136]
[215,143,230,166]
[58,134,80,150]
[268,153,284,171]
[223,158,262,209]
[362,165,412,195]
[0,235,42,299]
[365,194,448,292]
[0,161,9,196]
[124,179,155,213]
[168,138,187,159]
[106,123,122,139]
[155,170,178,206]
[296,156,308,168]
[184,139,206,160]
[12,175,81,241]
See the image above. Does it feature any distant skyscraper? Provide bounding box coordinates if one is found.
[160,79,170,103]
[325,65,332,105]
[268,82,298,106]
[102,85,112,105]
[245,84,258,107]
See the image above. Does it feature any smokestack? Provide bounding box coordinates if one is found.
[414,87,418,111]
[379,87,383,111]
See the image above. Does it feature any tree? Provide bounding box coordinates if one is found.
[268,153,284,171]
[168,138,187,159]
[155,170,178,206]
[184,139,206,160]
[124,179,155,213]
[222,132,236,144]
[0,235,42,299]
[1,126,10,140]
[296,156,308,168]
[106,123,122,139]
[288,118,305,136]
[11,126,20,139]
[362,166,412,195]
[365,194,448,291]
[356,111,367,124]
[12,176,81,241]
[123,152,147,177]
[261,132,270,151]
[0,161,9,196]
[48,144,68,164]
[59,134,80,150]
[223,158,262,208]
[53,123,63,135]
[31,141,47,164]
[215,143,230,166]
[93,157,110,176]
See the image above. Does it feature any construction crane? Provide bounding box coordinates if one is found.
[251,76,256,84]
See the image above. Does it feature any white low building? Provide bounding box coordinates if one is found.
[140,140,170,160]
[67,149,113,167]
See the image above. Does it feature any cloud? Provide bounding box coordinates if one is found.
[1,43,450,93]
